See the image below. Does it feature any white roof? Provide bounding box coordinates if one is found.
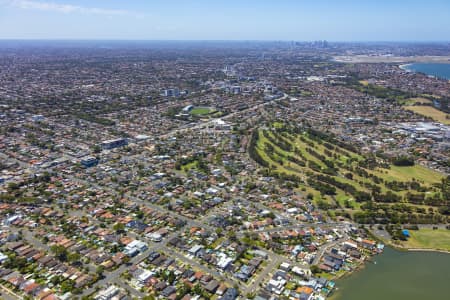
[139,270,154,282]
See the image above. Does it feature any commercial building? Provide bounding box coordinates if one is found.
[101,138,128,150]
[80,156,99,168]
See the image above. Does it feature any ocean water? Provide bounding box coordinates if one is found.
[402,63,450,80]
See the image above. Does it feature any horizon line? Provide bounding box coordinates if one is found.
[0,39,449,43]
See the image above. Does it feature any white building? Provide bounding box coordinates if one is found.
[138,270,154,284]
[95,285,120,300]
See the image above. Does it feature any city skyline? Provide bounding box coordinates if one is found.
[1,0,450,41]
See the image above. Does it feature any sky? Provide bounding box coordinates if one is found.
[0,0,449,41]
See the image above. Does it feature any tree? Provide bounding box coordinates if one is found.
[344,199,352,208]
[122,270,132,281]
[193,284,204,295]
[355,191,371,202]
[135,210,144,219]
[92,145,102,153]
[50,245,68,262]
[227,231,237,241]
[167,270,176,284]
[68,252,81,264]
[392,156,414,166]
[310,265,321,274]
[441,176,450,200]
[96,266,105,278]
[344,172,353,180]
[113,222,125,233]
[60,280,75,293]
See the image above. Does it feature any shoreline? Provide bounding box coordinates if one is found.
[398,62,450,80]
[368,229,450,255]
[399,63,412,71]
[333,55,450,64]
[329,253,376,284]
[382,240,450,255]
[327,258,368,300]
[406,248,450,254]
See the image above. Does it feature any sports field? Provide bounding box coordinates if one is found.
[404,105,450,125]
[401,228,450,252]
